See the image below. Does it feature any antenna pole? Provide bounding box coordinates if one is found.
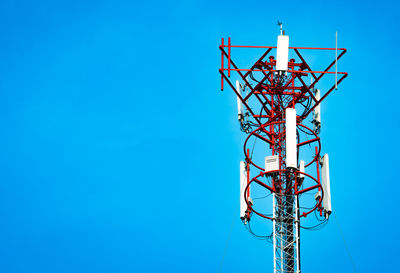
[278,21,283,35]
[219,29,347,273]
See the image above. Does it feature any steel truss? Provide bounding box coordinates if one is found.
[219,36,347,273]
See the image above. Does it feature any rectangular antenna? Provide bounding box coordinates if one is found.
[285,108,297,168]
[240,161,247,220]
[321,154,332,218]
[236,80,243,120]
[298,160,305,181]
[312,89,321,134]
[276,35,289,71]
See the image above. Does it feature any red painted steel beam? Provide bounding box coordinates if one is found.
[294,49,317,81]
[253,92,271,116]
[220,47,263,96]
[303,73,348,118]
[243,48,272,78]
[296,184,320,195]
[228,37,231,77]
[222,45,346,50]
[297,137,320,147]
[220,47,273,115]
[220,38,224,90]
[221,68,347,74]
[253,178,274,193]
[254,115,271,118]
[252,131,273,145]
[219,70,262,125]
[257,87,303,91]
[297,76,318,103]
[308,49,347,90]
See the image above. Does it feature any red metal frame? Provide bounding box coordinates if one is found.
[244,170,324,220]
[220,37,347,220]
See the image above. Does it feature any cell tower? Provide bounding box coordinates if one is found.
[219,25,347,273]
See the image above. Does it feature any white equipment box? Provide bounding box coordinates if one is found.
[265,155,279,173]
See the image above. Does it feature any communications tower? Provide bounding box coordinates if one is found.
[219,26,347,273]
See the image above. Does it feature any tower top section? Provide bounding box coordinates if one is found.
[219,34,347,121]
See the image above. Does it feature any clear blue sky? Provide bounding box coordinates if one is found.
[0,0,398,272]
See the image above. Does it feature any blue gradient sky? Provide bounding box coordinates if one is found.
[0,0,398,272]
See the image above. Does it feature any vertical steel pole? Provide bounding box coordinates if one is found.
[295,194,301,273]
[280,217,283,273]
[335,31,338,90]
[221,38,224,90]
[273,193,277,273]
[228,37,231,77]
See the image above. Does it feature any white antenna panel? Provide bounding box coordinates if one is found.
[236,80,243,120]
[313,89,321,134]
[313,89,321,123]
[285,108,297,168]
[276,35,289,71]
[240,161,248,220]
[298,160,305,181]
[321,154,332,218]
